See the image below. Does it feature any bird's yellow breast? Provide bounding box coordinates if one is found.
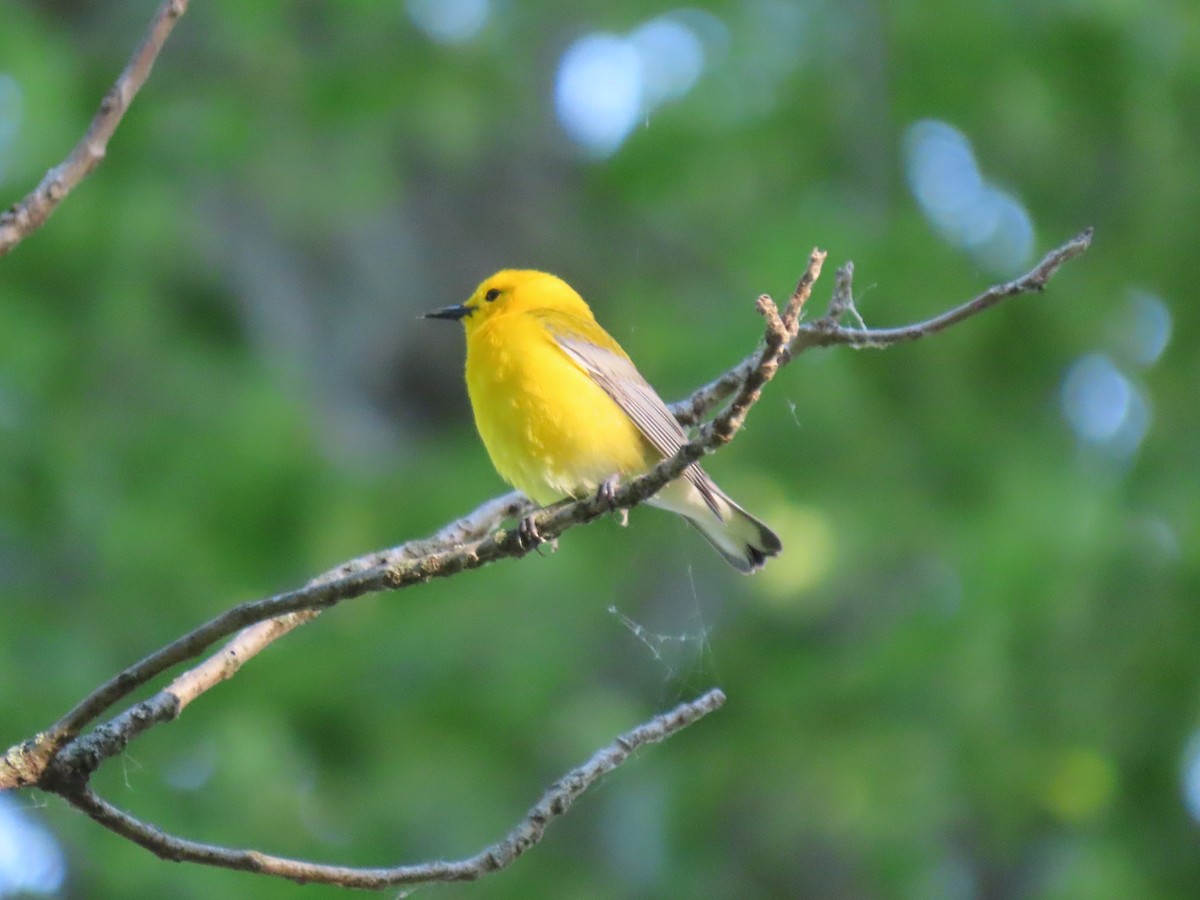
[465,311,654,504]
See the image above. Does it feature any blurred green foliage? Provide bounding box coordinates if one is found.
[1,1,1198,897]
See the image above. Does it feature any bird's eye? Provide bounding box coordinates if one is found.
[484,288,501,302]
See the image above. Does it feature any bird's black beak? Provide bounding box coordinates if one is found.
[423,304,472,321]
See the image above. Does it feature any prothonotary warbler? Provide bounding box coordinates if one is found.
[425,270,782,573]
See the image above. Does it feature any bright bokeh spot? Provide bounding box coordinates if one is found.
[963,186,1035,275]
[405,0,489,45]
[670,8,730,66]
[1041,748,1116,822]
[630,16,705,108]
[555,12,710,158]
[0,74,23,186]
[1061,353,1131,441]
[903,118,1034,275]
[1124,290,1172,367]
[1060,353,1150,457]
[555,33,644,158]
[1182,730,1200,824]
[905,120,983,228]
[0,796,66,896]
[755,504,835,608]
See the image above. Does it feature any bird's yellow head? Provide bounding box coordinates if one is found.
[424,270,594,334]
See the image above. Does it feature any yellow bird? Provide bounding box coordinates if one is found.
[425,270,781,573]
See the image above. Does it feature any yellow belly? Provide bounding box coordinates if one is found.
[465,314,655,504]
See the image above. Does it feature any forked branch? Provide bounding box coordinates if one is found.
[61,690,726,889]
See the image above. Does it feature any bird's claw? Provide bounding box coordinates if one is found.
[517,514,558,555]
[595,475,628,526]
[517,514,543,549]
[596,475,619,508]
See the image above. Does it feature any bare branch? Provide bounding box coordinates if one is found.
[3,234,1095,798]
[792,227,1094,351]
[40,491,534,760]
[673,228,1094,425]
[59,689,725,890]
[0,0,190,256]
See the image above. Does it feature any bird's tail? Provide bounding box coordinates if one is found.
[650,472,782,574]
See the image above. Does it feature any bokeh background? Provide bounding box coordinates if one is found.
[1,1,1197,897]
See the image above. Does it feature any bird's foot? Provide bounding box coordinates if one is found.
[595,475,628,527]
[517,514,543,549]
[517,514,558,554]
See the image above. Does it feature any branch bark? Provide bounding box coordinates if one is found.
[0,0,190,256]
[59,689,725,890]
[672,228,1094,425]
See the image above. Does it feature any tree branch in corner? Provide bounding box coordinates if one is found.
[0,0,190,256]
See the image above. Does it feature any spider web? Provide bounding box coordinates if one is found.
[607,559,721,698]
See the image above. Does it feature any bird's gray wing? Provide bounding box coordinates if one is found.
[550,329,723,517]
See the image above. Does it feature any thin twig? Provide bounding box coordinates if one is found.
[0,0,190,256]
[793,227,1094,351]
[59,689,725,890]
[673,228,1094,424]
